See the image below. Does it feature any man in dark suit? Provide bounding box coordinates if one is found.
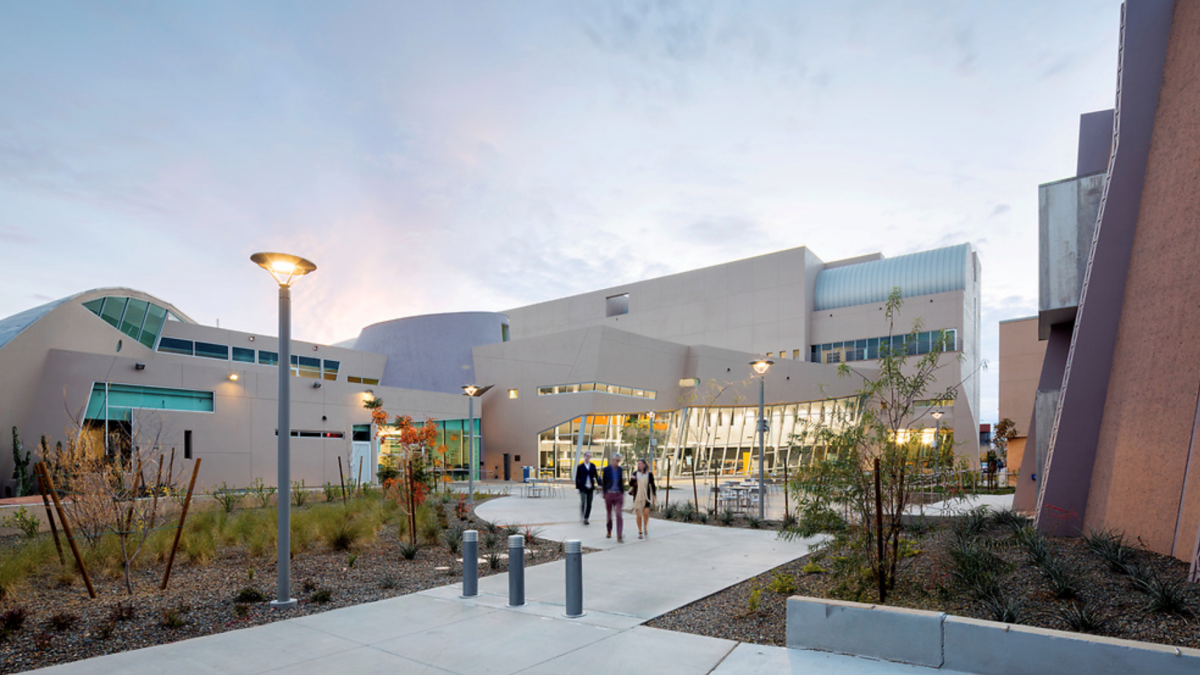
[601,453,626,542]
[575,451,599,524]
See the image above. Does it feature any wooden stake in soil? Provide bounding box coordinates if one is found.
[34,462,66,565]
[357,456,364,494]
[337,456,348,504]
[783,460,789,522]
[161,457,201,591]
[37,461,96,599]
[874,457,886,604]
[664,456,671,508]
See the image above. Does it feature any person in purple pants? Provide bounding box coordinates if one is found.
[601,454,626,542]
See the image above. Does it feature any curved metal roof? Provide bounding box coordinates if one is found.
[814,244,970,311]
[0,288,195,353]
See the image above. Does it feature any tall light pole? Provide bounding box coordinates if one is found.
[646,410,656,467]
[931,410,944,481]
[251,252,316,610]
[750,358,774,520]
[462,384,492,505]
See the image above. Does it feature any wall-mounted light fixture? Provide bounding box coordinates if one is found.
[249,336,255,342]
[312,382,322,389]
[134,362,146,371]
[229,373,239,381]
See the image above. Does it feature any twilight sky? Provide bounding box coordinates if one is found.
[0,1,1123,424]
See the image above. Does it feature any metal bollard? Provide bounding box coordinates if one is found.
[564,539,583,618]
[508,534,525,606]
[462,530,478,598]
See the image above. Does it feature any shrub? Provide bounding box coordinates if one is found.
[1129,569,1193,616]
[747,587,762,613]
[291,480,310,507]
[678,501,696,523]
[801,561,826,575]
[247,478,276,508]
[107,602,136,622]
[210,482,242,513]
[697,510,709,525]
[1,607,28,635]
[747,515,762,529]
[309,588,332,604]
[0,538,57,599]
[302,580,317,593]
[234,604,250,618]
[979,591,1024,624]
[322,510,370,552]
[1039,559,1080,600]
[94,620,116,640]
[1015,527,1051,567]
[347,553,358,568]
[948,538,1007,599]
[1057,601,1106,633]
[160,606,186,629]
[322,482,340,502]
[399,542,420,560]
[486,550,503,570]
[719,509,736,526]
[441,523,464,554]
[1084,529,1134,573]
[951,506,991,541]
[522,525,543,546]
[47,612,79,632]
[33,632,52,651]
[780,512,798,531]
[1,507,41,538]
[991,509,1030,533]
[768,572,797,595]
[234,587,266,603]
[661,502,679,520]
[379,575,398,590]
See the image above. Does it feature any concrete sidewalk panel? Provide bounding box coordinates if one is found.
[786,597,945,668]
[291,593,495,645]
[520,626,736,674]
[372,608,614,674]
[942,615,1200,675]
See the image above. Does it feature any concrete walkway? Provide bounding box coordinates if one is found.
[25,494,974,675]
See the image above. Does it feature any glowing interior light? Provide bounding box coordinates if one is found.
[270,260,297,274]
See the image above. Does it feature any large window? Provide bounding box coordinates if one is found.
[83,295,171,349]
[84,383,214,421]
[537,381,656,400]
[606,293,629,317]
[810,329,957,364]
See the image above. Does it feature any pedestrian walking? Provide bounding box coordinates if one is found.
[629,458,657,539]
[575,451,599,524]
[601,453,626,542]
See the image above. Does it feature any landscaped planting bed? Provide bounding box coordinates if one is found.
[0,492,563,674]
[647,508,1200,650]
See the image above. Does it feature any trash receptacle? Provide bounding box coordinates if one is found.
[522,466,532,483]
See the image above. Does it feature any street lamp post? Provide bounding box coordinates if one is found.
[251,252,316,610]
[931,410,944,483]
[646,410,656,467]
[750,359,774,520]
[462,385,492,505]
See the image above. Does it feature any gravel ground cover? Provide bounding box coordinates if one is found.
[647,513,1200,650]
[0,496,564,674]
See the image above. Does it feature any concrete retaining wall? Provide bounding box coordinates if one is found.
[787,596,1200,675]
[786,596,945,667]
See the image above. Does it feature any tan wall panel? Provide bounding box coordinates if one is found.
[1086,2,1200,559]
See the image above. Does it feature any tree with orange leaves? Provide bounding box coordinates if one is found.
[380,415,439,546]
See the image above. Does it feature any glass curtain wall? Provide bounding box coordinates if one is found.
[535,396,865,480]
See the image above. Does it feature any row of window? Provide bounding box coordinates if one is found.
[810,329,958,364]
[156,337,379,384]
[83,296,179,349]
[536,382,658,399]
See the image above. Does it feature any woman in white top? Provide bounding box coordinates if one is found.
[628,459,657,539]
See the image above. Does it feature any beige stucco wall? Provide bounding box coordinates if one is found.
[0,290,465,493]
[1085,0,1200,561]
[999,316,1046,438]
[503,246,825,358]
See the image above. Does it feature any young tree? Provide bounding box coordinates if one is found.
[787,288,968,604]
[378,415,439,546]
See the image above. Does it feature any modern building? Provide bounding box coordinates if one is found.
[1003,0,1200,575]
[0,288,467,497]
[471,242,982,481]
[2,237,982,496]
